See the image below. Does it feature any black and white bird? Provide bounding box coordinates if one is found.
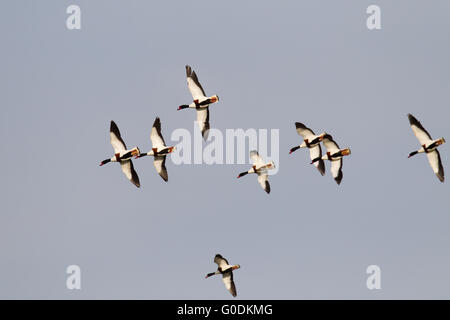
[311,134,351,185]
[178,65,219,140]
[407,113,445,182]
[135,117,175,182]
[289,122,326,176]
[237,150,275,194]
[99,121,141,188]
[205,254,240,297]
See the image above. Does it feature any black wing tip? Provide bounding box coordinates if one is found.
[202,125,210,141]
[110,120,118,130]
[186,65,193,77]
[160,173,169,182]
[132,178,140,188]
[265,181,271,194]
[295,122,307,129]
[131,178,141,188]
[153,116,161,129]
[110,121,122,139]
[318,160,326,176]
[408,113,418,124]
[335,172,343,185]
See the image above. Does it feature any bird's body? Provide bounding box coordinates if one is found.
[99,121,141,188]
[289,122,326,176]
[135,117,175,182]
[407,113,445,182]
[205,254,240,297]
[178,65,219,140]
[237,150,275,194]
[311,134,350,185]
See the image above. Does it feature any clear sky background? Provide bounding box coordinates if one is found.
[1,0,450,299]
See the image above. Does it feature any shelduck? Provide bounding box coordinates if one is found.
[178,65,219,140]
[205,254,240,297]
[99,121,141,188]
[135,117,175,182]
[289,122,326,176]
[311,134,351,185]
[237,150,275,194]
[407,113,445,182]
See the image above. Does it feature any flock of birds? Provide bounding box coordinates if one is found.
[99,65,446,297]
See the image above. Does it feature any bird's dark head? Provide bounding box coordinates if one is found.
[99,159,110,166]
[237,172,248,179]
[178,105,189,110]
[289,146,300,154]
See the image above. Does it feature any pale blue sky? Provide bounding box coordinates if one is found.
[1,0,449,299]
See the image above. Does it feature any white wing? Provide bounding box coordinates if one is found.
[295,122,316,140]
[153,156,168,182]
[150,117,166,149]
[250,150,265,167]
[110,121,127,153]
[214,254,230,269]
[322,134,340,154]
[120,160,140,187]
[196,107,210,140]
[257,171,270,194]
[330,159,343,185]
[408,114,433,145]
[426,150,444,182]
[186,65,206,100]
[222,272,237,297]
[309,145,325,175]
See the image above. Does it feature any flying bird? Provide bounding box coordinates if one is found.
[178,65,219,140]
[99,121,141,188]
[205,254,240,297]
[289,122,326,176]
[135,117,175,182]
[311,134,351,185]
[237,150,275,194]
[407,113,445,182]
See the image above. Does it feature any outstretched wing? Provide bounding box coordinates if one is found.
[110,121,127,153]
[309,144,325,176]
[408,113,433,145]
[295,122,316,140]
[186,65,206,100]
[222,271,237,297]
[257,170,270,194]
[426,150,444,182]
[153,155,168,182]
[330,158,343,185]
[196,107,210,140]
[214,254,230,270]
[151,117,166,148]
[120,160,140,188]
[250,150,265,167]
[322,134,340,154]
